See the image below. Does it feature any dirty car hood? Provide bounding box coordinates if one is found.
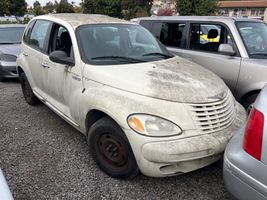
[84,57,227,103]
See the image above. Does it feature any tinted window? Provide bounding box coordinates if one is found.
[0,27,25,44]
[139,20,152,30]
[29,20,50,51]
[189,23,234,53]
[152,22,185,48]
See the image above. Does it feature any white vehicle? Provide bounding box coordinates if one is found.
[17,14,246,178]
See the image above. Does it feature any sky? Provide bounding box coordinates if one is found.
[26,0,81,7]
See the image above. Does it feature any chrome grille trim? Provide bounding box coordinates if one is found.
[187,90,235,134]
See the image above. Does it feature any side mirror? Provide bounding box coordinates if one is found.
[218,44,236,56]
[49,50,75,66]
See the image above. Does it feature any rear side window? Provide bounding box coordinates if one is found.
[29,20,50,51]
[23,20,36,44]
[139,20,152,30]
[152,22,186,48]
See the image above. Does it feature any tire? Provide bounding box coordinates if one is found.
[0,77,5,82]
[88,117,139,179]
[20,73,40,105]
[242,94,258,113]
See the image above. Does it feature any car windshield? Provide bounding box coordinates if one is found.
[237,22,267,59]
[0,27,25,44]
[77,24,173,65]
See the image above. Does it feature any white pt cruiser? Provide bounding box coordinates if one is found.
[17,14,246,178]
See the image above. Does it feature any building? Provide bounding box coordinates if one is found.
[218,0,267,21]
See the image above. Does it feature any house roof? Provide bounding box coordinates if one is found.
[218,0,267,8]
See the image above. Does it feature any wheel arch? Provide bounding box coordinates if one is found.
[240,89,261,105]
[85,109,120,136]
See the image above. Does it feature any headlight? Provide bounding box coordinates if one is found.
[0,54,17,62]
[127,114,182,137]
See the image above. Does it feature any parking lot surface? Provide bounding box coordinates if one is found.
[0,81,230,200]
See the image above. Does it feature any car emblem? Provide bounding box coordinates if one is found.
[208,91,226,101]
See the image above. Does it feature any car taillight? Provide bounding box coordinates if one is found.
[243,108,264,160]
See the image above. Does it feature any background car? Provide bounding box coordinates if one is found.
[0,168,13,200]
[0,24,25,82]
[135,16,267,111]
[224,84,267,200]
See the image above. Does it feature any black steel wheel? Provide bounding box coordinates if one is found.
[88,117,138,179]
[20,73,40,105]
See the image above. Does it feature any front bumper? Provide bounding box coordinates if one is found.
[223,129,267,200]
[125,103,246,177]
[0,61,18,78]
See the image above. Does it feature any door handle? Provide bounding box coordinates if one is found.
[23,53,28,57]
[41,63,50,68]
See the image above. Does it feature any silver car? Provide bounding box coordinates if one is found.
[0,169,13,200]
[135,16,267,110]
[0,24,25,81]
[223,84,267,200]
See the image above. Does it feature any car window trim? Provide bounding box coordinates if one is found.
[186,21,241,57]
[26,19,53,55]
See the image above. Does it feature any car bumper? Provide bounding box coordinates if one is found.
[124,103,246,177]
[223,129,267,200]
[0,61,18,78]
[0,169,13,200]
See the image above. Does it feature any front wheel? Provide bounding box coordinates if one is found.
[20,73,40,105]
[88,117,139,179]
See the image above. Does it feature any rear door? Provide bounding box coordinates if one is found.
[21,19,51,99]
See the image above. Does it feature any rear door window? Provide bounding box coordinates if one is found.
[29,20,51,52]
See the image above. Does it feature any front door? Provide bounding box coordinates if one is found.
[180,22,241,93]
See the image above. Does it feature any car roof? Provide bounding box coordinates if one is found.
[135,16,263,23]
[34,13,135,29]
[0,24,26,28]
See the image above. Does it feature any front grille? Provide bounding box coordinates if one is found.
[187,90,235,134]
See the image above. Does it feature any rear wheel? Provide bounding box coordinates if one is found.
[20,73,40,105]
[88,117,138,179]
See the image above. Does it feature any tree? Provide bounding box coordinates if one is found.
[0,0,9,16]
[81,0,122,18]
[157,5,173,16]
[56,0,74,13]
[176,0,218,16]
[121,0,153,20]
[43,1,55,14]
[8,0,27,17]
[33,0,44,16]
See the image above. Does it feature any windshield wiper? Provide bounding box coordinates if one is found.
[90,56,145,63]
[142,52,173,58]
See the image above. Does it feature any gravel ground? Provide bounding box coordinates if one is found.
[0,81,230,200]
